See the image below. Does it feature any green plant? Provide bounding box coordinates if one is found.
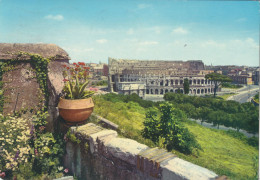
[205,73,232,97]
[0,52,50,113]
[183,78,190,94]
[142,102,201,154]
[0,114,32,175]
[62,62,95,99]
[0,52,67,179]
[65,129,81,144]
[93,94,258,180]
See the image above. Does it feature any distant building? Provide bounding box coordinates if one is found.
[108,58,215,98]
[228,69,253,85]
[252,68,259,85]
[88,63,108,76]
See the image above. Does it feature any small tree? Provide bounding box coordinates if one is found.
[183,78,190,94]
[142,102,201,154]
[205,73,232,97]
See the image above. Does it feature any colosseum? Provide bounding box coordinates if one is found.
[108,58,215,98]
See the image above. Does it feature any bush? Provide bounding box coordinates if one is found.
[247,137,259,148]
[142,102,201,154]
[224,130,247,141]
[163,92,259,134]
[221,82,243,89]
[0,113,66,179]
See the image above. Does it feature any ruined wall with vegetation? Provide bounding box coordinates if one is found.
[64,122,219,180]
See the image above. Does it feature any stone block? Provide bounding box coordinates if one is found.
[161,157,218,180]
[106,137,148,166]
[73,123,118,154]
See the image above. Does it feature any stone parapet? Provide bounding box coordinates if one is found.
[64,123,219,180]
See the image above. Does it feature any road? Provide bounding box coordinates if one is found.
[227,85,259,103]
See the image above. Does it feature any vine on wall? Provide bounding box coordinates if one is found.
[0,51,50,114]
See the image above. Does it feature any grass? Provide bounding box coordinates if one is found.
[177,121,258,180]
[92,95,155,147]
[92,95,258,180]
[218,93,236,100]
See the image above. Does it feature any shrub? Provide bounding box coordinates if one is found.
[142,102,201,154]
[247,137,259,148]
[0,114,32,176]
[0,113,66,179]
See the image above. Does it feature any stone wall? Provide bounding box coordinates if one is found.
[0,43,70,132]
[64,123,219,180]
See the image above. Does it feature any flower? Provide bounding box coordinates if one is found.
[62,64,67,68]
[61,62,95,99]
[0,172,5,178]
[64,168,69,173]
[66,67,70,70]
[63,134,68,142]
[78,62,86,66]
[39,126,45,131]
[34,148,38,156]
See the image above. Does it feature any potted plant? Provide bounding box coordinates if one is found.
[58,62,95,125]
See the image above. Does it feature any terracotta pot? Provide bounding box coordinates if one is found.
[58,98,94,125]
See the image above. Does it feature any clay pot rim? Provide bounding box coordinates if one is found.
[58,97,94,110]
[59,97,93,101]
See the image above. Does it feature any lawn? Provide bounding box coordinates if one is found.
[178,121,258,180]
[218,93,236,100]
[92,96,258,180]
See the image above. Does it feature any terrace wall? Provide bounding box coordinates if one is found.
[63,122,220,180]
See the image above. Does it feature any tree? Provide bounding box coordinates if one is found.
[183,78,190,94]
[142,102,201,154]
[142,108,160,142]
[205,73,232,97]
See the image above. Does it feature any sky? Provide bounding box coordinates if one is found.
[0,0,259,66]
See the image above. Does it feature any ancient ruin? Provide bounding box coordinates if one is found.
[108,58,215,98]
[0,43,70,131]
[64,120,219,180]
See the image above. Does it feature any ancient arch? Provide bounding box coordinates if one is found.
[160,89,164,94]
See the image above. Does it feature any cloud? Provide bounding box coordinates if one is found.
[172,27,188,35]
[139,41,158,45]
[236,18,246,22]
[245,37,259,49]
[151,26,161,34]
[44,14,64,21]
[137,3,152,9]
[201,40,226,48]
[96,39,108,44]
[127,28,134,35]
